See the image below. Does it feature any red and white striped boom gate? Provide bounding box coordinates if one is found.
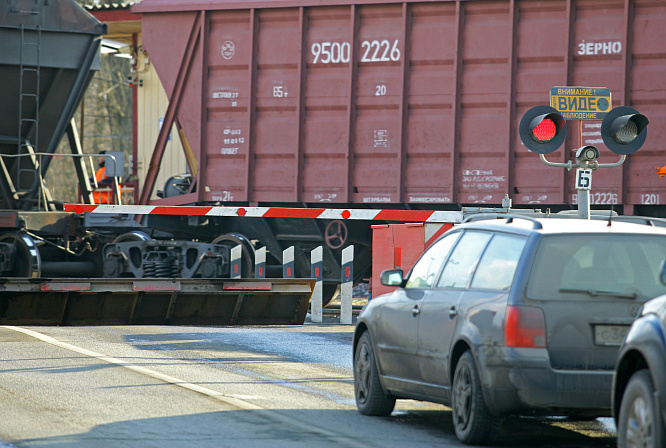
[63,204,464,223]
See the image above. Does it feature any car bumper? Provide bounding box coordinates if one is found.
[479,346,613,416]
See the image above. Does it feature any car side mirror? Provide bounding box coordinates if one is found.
[380,269,404,287]
[660,260,666,286]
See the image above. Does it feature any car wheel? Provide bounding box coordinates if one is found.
[452,350,497,445]
[354,331,395,416]
[618,369,663,448]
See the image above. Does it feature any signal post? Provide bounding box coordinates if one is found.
[519,87,649,219]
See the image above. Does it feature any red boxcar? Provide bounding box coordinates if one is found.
[135,0,666,214]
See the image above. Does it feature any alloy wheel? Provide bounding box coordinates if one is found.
[626,395,654,447]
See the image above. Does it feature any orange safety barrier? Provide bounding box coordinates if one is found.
[371,222,453,298]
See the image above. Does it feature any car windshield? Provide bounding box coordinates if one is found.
[527,233,666,301]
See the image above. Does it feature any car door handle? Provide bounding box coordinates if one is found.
[412,305,420,317]
[449,306,457,318]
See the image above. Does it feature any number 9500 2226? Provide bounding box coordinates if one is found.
[311,39,400,64]
[572,192,618,204]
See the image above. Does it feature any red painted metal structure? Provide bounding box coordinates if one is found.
[64,203,463,222]
[371,222,453,297]
[133,0,666,214]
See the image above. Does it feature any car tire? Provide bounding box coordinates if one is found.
[354,331,396,416]
[618,369,663,448]
[452,350,498,445]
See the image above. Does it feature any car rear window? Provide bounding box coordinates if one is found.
[527,233,666,301]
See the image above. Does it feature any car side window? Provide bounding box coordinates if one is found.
[437,231,492,289]
[470,234,527,290]
[405,232,460,289]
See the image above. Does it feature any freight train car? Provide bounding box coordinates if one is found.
[125,0,666,298]
[2,0,666,308]
[132,0,666,209]
[0,0,318,325]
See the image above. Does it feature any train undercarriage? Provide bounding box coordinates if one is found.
[0,209,372,307]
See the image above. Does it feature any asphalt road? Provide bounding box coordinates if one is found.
[0,316,617,447]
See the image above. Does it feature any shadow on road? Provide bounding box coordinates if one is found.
[8,408,616,448]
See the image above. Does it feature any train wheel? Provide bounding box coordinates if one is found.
[112,231,152,243]
[107,231,152,277]
[322,282,338,307]
[0,233,41,278]
[212,233,255,278]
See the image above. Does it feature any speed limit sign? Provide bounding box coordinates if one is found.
[576,169,592,190]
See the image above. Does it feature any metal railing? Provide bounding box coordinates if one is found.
[0,151,129,207]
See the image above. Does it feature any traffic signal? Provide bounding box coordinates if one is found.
[601,106,649,155]
[519,105,567,154]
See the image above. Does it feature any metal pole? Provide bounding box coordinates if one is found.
[311,246,323,323]
[578,189,591,220]
[341,245,354,325]
[255,246,266,278]
[283,246,294,278]
[230,245,242,279]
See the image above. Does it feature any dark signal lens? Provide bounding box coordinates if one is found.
[532,118,557,142]
[613,119,638,144]
[601,107,649,155]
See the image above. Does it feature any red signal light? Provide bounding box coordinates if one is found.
[531,118,557,142]
[520,106,567,154]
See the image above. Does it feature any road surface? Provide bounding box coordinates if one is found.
[0,318,617,447]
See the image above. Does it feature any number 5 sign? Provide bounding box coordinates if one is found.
[576,169,592,190]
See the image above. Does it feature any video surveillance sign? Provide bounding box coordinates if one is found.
[550,86,612,121]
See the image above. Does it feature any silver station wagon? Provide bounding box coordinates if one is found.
[352,214,666,445]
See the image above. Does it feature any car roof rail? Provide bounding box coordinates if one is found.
[606,215,666,227]
[557,209,618,217]
[464,212,666,229]
[463,213,544,229]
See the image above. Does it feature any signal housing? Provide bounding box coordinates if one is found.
[519,105,567,154]
[601,106,649,155]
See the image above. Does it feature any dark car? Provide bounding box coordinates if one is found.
[352,214,666,445]
[612,293,666,448]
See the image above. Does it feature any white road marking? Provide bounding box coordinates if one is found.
[4,325,261,410]
[3,326,369,448]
